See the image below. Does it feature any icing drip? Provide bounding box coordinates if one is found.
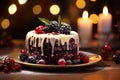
[25,30,79,56]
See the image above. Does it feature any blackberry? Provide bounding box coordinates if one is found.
[43,26,51,33]
[20,54,28,62]
[113,54,120,64]
[60,22,72,34]
[49,21,59,32]
[28,56,36,64]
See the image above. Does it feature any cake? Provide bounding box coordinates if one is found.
[19,18,89,65]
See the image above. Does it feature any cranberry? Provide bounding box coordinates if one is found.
[9,58,15,65]
[35,25,44,34]
[3,67,10,73]
[13,65,21,71]
[104,43,112,52]
[81,55,89,63]
[58,58,66,65]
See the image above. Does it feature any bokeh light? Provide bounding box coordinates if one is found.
[90,0,96,2]
[8,4,17,15]
[76,0,86,9]
[89,14,98,24]
[1,19,10,29]
[33,4,42,15]
[49,4,60,15]
[18,0,27,5]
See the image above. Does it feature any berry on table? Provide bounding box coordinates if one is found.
[60,22,72,34]
[58,58,66,65]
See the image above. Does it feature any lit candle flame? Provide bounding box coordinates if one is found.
[82,10,88,19]
[103,6,108,15]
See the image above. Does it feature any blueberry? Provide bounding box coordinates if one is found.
[27,56,36,64]
[43,26,51,33]
[60,22,72,34]
[20,54,28,62]
[113,54,120,64]
[72,59,81,64]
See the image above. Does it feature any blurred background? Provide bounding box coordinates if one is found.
[0,0,120,48]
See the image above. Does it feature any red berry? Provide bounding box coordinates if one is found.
[115,50,120,54]
[13,65,21,71]
[81,55,89,63]
[3,67,10,73]
[104,43,112,52]
[20,49,27,54]
[37,59,46,64]
[58,58,66,65]
[9,58,15,65]
[35,25,44,34]
[75,55,81,59]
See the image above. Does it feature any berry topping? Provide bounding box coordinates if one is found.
[80,54,89,63]
[20,53,28,62]
[104,43,112,52]
[20,49,27,54]
[43,26,51,33]
[35,25,44,34]
[73,59,81,64]
[113,53,120,64]
[58,58,66,65]
[13,65,21,71]
[28,56,36,63]
[60,22,72,34]
[49,21,59,32]
[66,60,72,65]
[37,59,46,64]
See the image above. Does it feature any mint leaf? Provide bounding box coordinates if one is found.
[58,15,61,26]
[38,17,50,25]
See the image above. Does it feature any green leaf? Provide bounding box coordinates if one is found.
[58,15,61,26]
[38,17,50,25]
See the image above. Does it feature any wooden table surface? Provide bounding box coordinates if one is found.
[0,39,120,80]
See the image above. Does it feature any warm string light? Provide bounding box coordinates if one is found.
[49,4,60,15]
[8,4,17,15]
[1,19,10,29]
[32,5,42,15]
[18,0,27,5]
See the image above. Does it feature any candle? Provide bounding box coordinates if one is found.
[98,6,112,34]
[77,10,92,46]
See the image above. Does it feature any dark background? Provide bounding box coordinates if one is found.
[0,0,120,39]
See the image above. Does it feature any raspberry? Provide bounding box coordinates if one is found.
[58,58,66,65]
[81,54,89,63]
[35,25,44,34]
[60,22,72,34]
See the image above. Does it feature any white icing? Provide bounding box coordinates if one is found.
[25,30,80,56]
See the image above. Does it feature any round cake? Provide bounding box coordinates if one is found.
[20,19,89,65]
